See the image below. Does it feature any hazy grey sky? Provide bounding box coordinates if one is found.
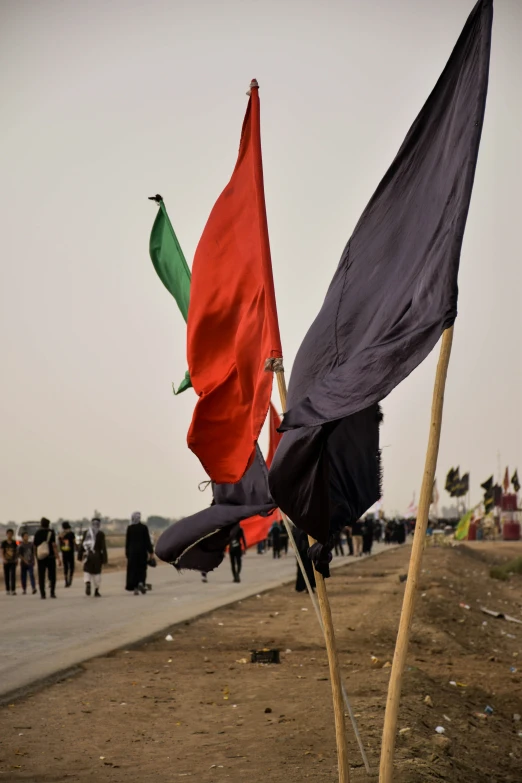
[1,0,520,524]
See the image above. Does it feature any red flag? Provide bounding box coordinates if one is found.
[266,403,282,469]
[503,467,510,494]
[187,81,282,483]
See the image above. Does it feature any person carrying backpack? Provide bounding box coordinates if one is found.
[33,518,61,599]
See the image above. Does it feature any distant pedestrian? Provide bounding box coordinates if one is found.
[344,525,354,556]
[229,523,247,583]
[79,518,107,597]
[34,518,61,599]
[395,520,407,545]
[279,521,289,555]
[334,531,345,557]
[349,519,364,557]
[2,528,18,595]
[362,517,374,555]
[59,522,76,588]
[125,512,153,595]
[270,520,281,558]
[19,531,37,595]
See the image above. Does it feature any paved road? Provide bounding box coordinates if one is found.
[0,543,390,697]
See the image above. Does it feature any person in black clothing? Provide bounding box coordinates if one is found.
[270,520,281,558]
[59,522,76,587]
[2,529,18,595]
[34,518,61,599]
[229,523,247,583]
[125,512,154,595]
[343,525,354,556]
[362,516,374,555]
[334,531,345,556]
[294,528,316,593]
[395,519,407,544]
[279,521,289,555]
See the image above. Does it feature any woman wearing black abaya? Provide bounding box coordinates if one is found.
[125,512,153,595]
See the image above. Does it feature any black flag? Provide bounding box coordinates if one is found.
[269,0,493,547]
[155,446,275,572]
[481,475,495,513]
[445,467,461,496]
[512,469,520,493]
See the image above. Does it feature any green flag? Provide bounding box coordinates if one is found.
[149,196,191,394]
[454,509,473,541]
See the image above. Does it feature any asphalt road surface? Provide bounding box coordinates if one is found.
[0,542,391,698]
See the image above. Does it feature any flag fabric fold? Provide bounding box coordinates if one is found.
[269,0,493,546]
[187,82,282,484]
[445,468,460,496]
[149,197,192,393]
[155,445,276,573]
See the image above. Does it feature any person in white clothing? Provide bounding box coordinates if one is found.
[79,518,107,597]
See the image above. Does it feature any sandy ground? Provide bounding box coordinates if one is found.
[1,542,522,783]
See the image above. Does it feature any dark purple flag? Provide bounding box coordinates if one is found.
[156,445,275,572]
[269,0,493,550]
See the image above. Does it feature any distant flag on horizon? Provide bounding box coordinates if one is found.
[503,466,510,494]
[445,467,460,496]
[454,509,474,541]
[148,195,192,394]
[406,495,418,518]
[481,475,495,513]
[456,472,470,497]
[187,80,282,484]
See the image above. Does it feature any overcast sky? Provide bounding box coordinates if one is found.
[1,0,520,524]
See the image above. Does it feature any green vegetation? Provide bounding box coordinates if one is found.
[490,557,522,581]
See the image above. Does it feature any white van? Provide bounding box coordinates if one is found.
[15,521,41,546]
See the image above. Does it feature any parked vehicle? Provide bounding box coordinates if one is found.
[15,521,41,545]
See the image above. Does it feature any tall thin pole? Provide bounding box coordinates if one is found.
[272,362,351,783]
[379,326,454,783]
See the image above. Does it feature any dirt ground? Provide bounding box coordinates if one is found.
[1,542,522,783]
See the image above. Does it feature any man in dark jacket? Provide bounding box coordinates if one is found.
[34,518,61,599]
[229,523,247,583]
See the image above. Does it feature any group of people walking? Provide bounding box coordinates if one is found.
[2,512,155,599]
[1,517,108,599]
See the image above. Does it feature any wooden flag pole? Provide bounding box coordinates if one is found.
[379,326,454,783]
[269,359,351,783]
[282,510,371,775]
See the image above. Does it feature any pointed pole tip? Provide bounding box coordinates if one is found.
[148,194,163,203]
[246,78,259,96]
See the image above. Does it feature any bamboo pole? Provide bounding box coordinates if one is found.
[272,362,351,783]
[379,326,454,783]
[282,512,371,774]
